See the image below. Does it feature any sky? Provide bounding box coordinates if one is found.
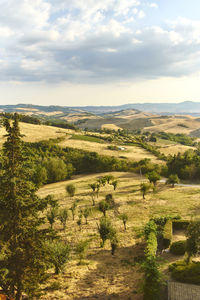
[1,0,200,106]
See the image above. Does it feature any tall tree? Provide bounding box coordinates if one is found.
[0,114,50,300]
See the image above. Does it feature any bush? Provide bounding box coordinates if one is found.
[163,220,172,248]
[170,240,186,255]
[172,220,189,230]
[171,261,200,285]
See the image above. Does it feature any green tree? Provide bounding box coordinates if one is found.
[119,213,128,231]
[47,207,58,229]
[146,171,160,186]
[32,165,47,187]
[47,240,70,274]
[111,180,118,190]
[89,183,97,192]
[75,240,90,264]
[99,200,110,217]
[105,175,114,184]
[186,220,200,263]
[166,174,179,188]
[70,202,77,220]
[97,217,116,247]
[66,184,76,198]
[45,157,68,183]
[0,114,50,299]
[58,208,68,231]
[140,183,151,199]
[83,208,91,224]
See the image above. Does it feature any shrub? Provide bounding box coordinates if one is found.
[171,261,200,285]
[172,220,189,230]
[170,240,186,255]
[163,220,172,248]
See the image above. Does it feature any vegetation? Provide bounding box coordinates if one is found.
[170,241,186,255]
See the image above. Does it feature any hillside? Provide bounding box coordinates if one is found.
[1,104,200,136]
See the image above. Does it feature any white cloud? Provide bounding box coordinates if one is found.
[149,3,158,8]
[0,1,199,85]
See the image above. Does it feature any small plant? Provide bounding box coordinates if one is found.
[89,183,97,192]
[97,217,116,247]
[110,236,118,256]
[47,207,58,229]
[111,180,118,190]
[47,240,70,274]
[119,213,128,231]
[66,184,76,198]
[77,210,83,230]
[75,240,90,264]
[140,183,151,199]
[96,183,101,197]
[58,208,68,231]
[70,202,77,220]
[83,207,91,224]
[99,200,110,217]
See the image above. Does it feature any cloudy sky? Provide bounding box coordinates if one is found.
[1,0,200,106]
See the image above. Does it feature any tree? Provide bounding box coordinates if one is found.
[44,157,68,183]
[166,174,179,188]
[83,208,91,224]
[146,171,160,186]
[105,175,114,184]
[119,213,128,231]
[111,180,118,190]
[140,183,151,199]
[186,220,200,263]
[32,165,47,187]
[66,184,76,198]
[89,183,96,192]
[99,200,110,217]
[0,114,50,299]
[58,208,68,231]
[97,217,116,247]
[70,202,77,220]
[47,207,58,229]
[47,241,70,274]
[75,240,90,264]
[110,236,118,256]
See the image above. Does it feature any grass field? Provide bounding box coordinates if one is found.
[59,138,162,163]
[37,172,200,299]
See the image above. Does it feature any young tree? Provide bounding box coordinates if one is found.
[75,240,90,264]
[111,180,118,191]
[47,240,70,274]
[146,171,160,186]
[77,210,83,230]
[119,213,128,231]
[89,183,97,192]
[70,202,77,220]
[140,183,151,199]
[110,236,118,256]
[0,114,50,299]
[99,200,110,217]
[66,184,76,198]
[166,174,179,188]
[97,217,116,247]
[96,183,101,197]
[58,208,68,231]
[47,207,58,229]
[186,220,200,263]
[105,175,114,184]
[83,207,91,224]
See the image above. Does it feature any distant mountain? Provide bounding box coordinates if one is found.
[1,101,200,114]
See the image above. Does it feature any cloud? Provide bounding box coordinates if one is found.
[0,1,200,84]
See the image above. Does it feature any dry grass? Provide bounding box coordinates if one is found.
[59,138,161,163]
[0,122,72,146]
[37,172,200,299]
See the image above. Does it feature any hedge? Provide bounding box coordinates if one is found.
[172,220,189,230]
[143,221,160,300]
[170,240,186,255]
[171,261,200,285]
[163,220,172,248]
